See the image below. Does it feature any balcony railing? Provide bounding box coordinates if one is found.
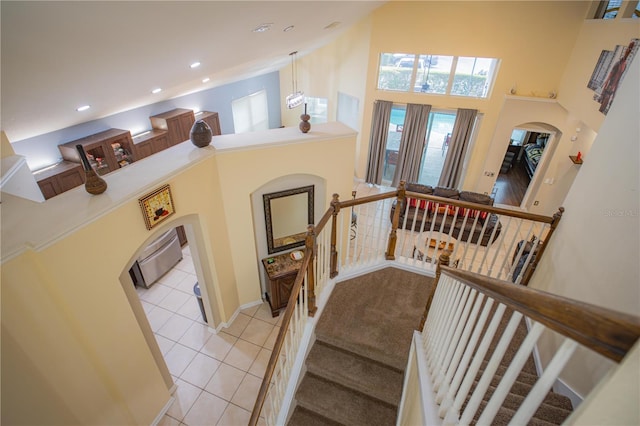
[250,181,566,425]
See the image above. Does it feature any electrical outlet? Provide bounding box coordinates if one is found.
[484,171,495,177]
[534,200,539,206]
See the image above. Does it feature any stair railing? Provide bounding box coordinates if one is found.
[402,255,640,425]
[251,182,565,424]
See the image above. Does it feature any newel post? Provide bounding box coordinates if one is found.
[386,180,406,260]
[330,193,340,278]
[418,251,450,330]
[522,206,565,286]
[305,224,318,316]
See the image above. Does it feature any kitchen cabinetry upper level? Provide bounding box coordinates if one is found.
[150,108,196,146]
[58,128,136,176]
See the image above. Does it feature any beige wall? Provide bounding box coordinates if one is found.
[530,56,639,397]
[358,1,589,189]
[1,124,356,424]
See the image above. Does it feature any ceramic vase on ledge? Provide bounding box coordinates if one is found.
[76,144,107,195]
[299,103,311,133]
[190,120,212,147]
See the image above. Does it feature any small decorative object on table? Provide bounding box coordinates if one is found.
[76,144,107,195]
[190,119,213,147]
[299,103,311,133]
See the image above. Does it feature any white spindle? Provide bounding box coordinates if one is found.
[432,282,466,372]
[436,288,481,404]
[511,338,578,425]
[476,321,545,425]
[459,309,522,425]
[433,286,474,390]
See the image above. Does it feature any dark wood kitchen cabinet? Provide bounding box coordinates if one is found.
[197,111,222,136]
[58,128,136,176]
[262,250,304,316]
[132,129,170,160]
[34,161,84,200]
[149,108,196,146]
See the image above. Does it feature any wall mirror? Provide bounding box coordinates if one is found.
[263,185,314,254]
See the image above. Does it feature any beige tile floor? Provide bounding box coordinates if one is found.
[136,244,277,426]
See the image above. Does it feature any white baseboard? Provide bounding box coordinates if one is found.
[215,298,263,333]
[151,395,175,426]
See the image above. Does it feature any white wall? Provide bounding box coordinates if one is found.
[529,57,640,397]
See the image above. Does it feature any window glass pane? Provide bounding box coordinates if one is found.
[305,97,328,124]
[451,57,498,98]
[377,53,413,92]
[382,105,406,182]
[232,90,268,133]
[417,112,456,187]
[604,0,622,18]
[414,55,454,94]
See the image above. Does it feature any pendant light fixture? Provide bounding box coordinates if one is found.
[286,51,304,109]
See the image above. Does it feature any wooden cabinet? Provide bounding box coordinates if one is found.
[59,128,136,176]
[132,129,170,160]
[262,251,304,316]
[149,108,195,146]
[34,161,84,200]
[197,111,222,136]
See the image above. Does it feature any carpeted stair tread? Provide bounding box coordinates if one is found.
[295,374,397,426]
[288,406,342,426]
[469,378,573,412]
[314,267,433,372]
[306,340,404,407]
[473,402,560,426]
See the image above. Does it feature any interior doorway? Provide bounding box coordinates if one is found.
[494,127,553,208]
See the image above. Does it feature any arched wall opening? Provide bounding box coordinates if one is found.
[118,213,224,389]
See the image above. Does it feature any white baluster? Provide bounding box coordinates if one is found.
[476,321,545,425]
[511,338,578,425]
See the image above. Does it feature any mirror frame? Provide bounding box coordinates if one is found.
[263,185,314,254]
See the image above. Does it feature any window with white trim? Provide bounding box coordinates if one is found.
[232,90,269,134]
[377,53,500,99]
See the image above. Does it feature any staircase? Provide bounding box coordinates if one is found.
[287,267,573,425]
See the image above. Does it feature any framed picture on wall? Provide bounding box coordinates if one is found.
[139,184,175,230]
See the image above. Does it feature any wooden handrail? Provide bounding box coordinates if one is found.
[439,266,640,363]
[249,250,313,426]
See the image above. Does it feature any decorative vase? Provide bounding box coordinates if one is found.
[299,103,311,133]
[190,120,212,147]
[76,144,107,195]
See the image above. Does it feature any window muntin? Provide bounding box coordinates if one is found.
[377,53,499,99]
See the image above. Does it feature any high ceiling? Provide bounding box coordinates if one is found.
[1,1,385,143]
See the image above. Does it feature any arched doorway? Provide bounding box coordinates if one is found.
[493,122,560,210]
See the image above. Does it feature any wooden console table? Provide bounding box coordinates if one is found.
[262,250,304,317]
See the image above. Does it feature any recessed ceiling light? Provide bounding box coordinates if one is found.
[202,77,210,83]
[252,23,273,33]
[76,105,90,112]
[152,88,162,94]
[283,25,295,32]
[190,62,201,69]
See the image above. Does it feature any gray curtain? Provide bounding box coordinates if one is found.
[438,108,477,188]
[392,103,431,187]
[365,100,392,185]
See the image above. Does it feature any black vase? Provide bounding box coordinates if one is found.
[76,144,107,195]
[190,120,212,147]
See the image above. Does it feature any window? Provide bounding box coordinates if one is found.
[231,90,269,133]
[450,57,499,98]
[305,97,328,124]
[381,106,459,186]
[377,53,499,99]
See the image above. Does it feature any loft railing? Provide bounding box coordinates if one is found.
[399,256,640,425]
[250,181,563,425]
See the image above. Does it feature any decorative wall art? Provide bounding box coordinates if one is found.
[139,184,175,230]
[588,38,639,115]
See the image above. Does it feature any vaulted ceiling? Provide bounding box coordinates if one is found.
[1,1,385,143]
